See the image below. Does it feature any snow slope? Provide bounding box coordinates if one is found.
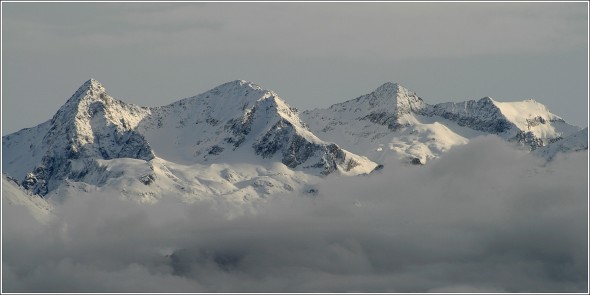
[533,127,588,161]
[431,97,579,148]
[2,174,53,222]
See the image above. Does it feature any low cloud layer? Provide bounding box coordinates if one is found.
[2,136,588,292]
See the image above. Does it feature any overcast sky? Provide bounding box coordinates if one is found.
[1,2,588,134]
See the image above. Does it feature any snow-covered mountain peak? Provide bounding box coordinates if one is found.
[491,98,553,120]
[235,79,262,89]
[473,96,559,124]
[203,79,277,101]
[373,82,413,97]
[480,96,494,102]
[51,79,150,132]
[4,79,583,203]
[138,80,377,175]
[351,82,425,116]
[66,78,107,104]
[80,78,105,91]
[2,79,154,195]
[310,82,427,131]
[213,79,265,93]
[7,79,374,201]
[85,78,104,90]
[302,83,583,165]
[54,78,122,124]
[162,80,294,130]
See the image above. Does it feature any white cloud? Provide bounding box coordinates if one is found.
[3,136,587,292]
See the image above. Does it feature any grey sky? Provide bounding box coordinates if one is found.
[1,2,588,134]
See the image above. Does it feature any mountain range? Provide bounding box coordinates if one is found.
[302,82,582,164]
[2,79,587,213]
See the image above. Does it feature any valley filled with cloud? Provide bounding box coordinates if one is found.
[3,136,587,292]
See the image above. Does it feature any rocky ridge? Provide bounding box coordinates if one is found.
[2,79,377,201]
[302,82,582,164]
[2,79,585,203]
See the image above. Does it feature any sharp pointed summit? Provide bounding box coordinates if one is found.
[373,82,426,117]
[206,79,264,95]
[84,78,104,89]
[308,82,427,132]
[3,78,154,195]
[65,78,108,105]
[51,78,115,128]
[76,78,105,92]
[373,82,414,97]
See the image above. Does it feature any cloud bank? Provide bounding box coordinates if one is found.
[2,136,588,292]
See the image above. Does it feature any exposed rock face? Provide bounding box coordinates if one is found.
[428,97,514,134]
[253,118,350,174]
[513,131,545,150]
